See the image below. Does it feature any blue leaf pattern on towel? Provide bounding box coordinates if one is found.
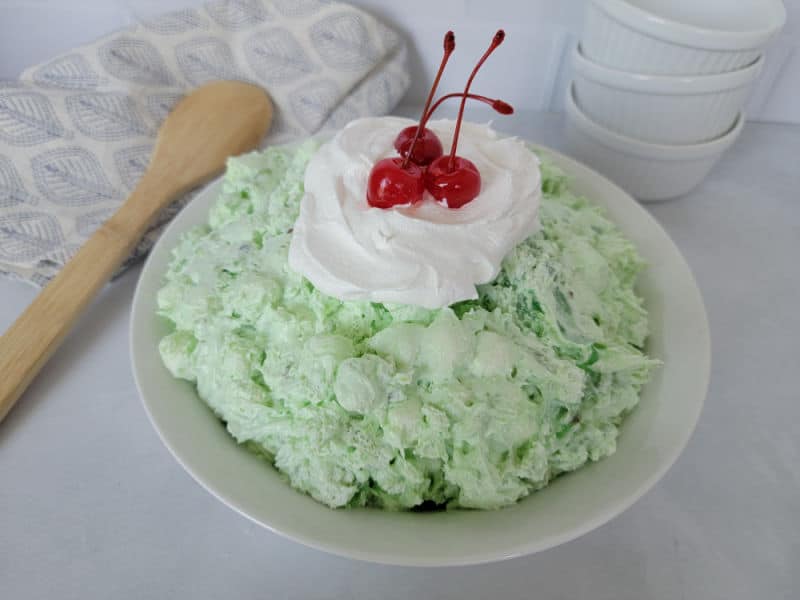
[29,272,52,286]
[75,208,116,237]
[66,92,153,141]
[373,21,402,53]
[265,108,300,140]
[32,54,105,90]
[0,211,63,262]
[319,98,358,130]
[145,93,183,122]
[31,147,121,206]
[366,71,405,115]
[114,144,153,190]
[141,8,209,34]
[176,38,246,85]
[310,12,377,71]
[206,0,269,30]
[244,29,317,85]
[0,91,68,146]
[98,37,176,86]
[289,79,339,131]
[272,0,329,18]
[39,242,81,268]
[0,156,36,208]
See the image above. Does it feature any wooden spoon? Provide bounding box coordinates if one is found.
[0,81,273,423]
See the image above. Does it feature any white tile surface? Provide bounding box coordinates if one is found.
[1,0,799,122]
[1,104,798,599]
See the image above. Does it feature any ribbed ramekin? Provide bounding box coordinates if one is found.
[564,85,744,201]
[572,45,762,144]
[582,0,785,75]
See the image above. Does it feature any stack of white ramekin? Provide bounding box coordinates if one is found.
[565,0,786,201]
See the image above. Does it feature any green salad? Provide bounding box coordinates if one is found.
[157,141,657,510]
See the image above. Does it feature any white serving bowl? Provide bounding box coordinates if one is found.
[572,45,762,144]
[565,85,744,201]
[583,0,786,75]
[131,137,710,567]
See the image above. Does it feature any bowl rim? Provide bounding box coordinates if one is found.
[566,84,744,160]
[590,0,786,51]
[130,135,711,566]
[573,44,764,94]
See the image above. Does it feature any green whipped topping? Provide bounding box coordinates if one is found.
[157,141,657,510]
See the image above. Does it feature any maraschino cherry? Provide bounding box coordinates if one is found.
[365,157,425,208]
[393,31,456,167]
[395,93,513,172]
[366,90,512,209]
[426,30,505,208]
[368,32,455,208]
[394,126,442,168]
[367,29,511,210]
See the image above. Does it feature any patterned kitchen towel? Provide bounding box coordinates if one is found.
[0,0,409,286]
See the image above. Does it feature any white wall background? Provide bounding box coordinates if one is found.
[1,0,798,123]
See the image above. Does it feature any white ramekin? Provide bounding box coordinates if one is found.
[564,85,744,201]
[583,0,786,75]
[572,45,761,144]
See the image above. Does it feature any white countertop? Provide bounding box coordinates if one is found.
[1,107,798,599]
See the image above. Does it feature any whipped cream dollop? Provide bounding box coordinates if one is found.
[288,116,541,308]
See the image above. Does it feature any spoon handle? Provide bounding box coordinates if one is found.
[0,179,167,422]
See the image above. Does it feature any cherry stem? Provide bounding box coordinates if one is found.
[422,93,513,123]
[402,31,455,169]
[448,30,505,171]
